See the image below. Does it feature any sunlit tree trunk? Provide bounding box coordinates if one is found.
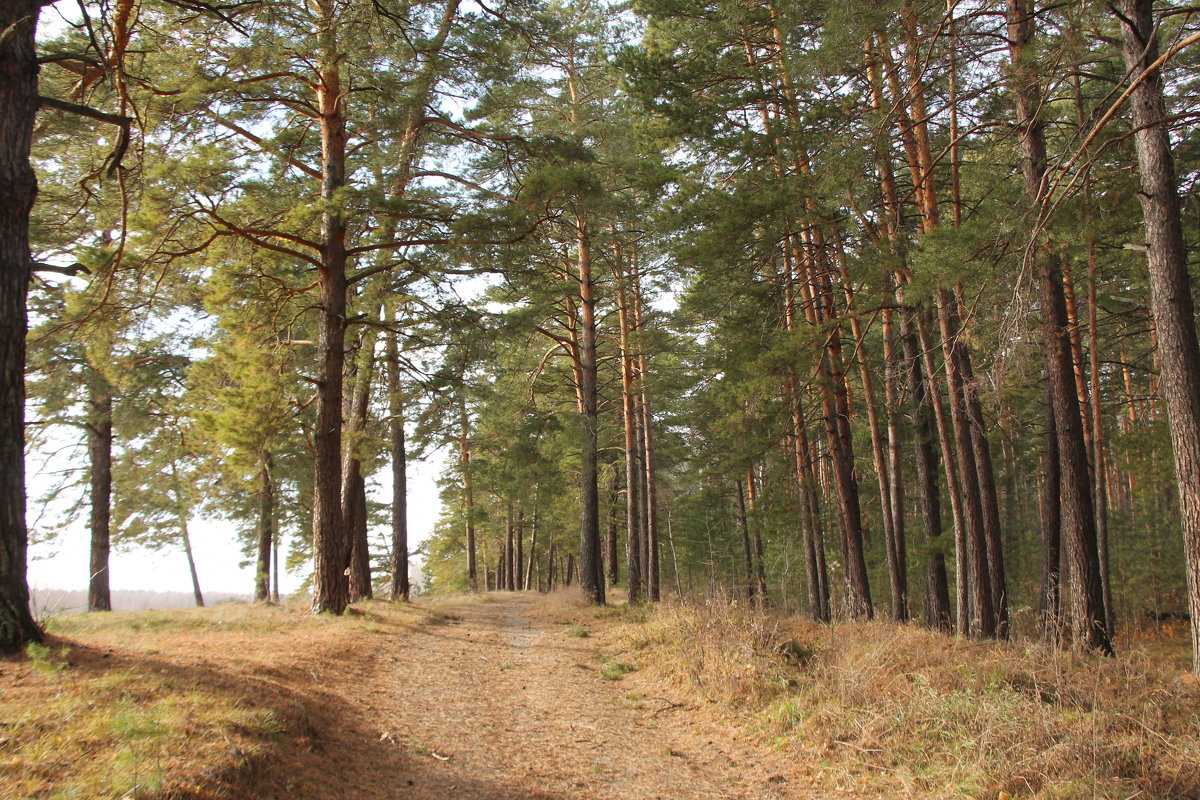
[310,0,350,614]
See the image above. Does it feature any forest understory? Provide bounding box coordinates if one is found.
[2,591,1198,800]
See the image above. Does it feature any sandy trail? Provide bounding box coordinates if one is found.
[266,595,844,800]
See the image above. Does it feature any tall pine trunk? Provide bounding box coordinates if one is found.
[575,215,604,604]
[88,380,113,612]
[898,310,952,632]
[344,325,378,603]
[1119,0,1200,671]
[735,479,756,603]
[617,261,643,602]
[386,329,409,601]
[460,397,477,589]
[255,454,275,602]
[310,0,350,614]
[1009,0,1110,652]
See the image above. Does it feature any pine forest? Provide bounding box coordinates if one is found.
[4,0,1200,797]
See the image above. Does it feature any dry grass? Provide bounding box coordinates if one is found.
[608,595,1200,799]
[0,599,430,800]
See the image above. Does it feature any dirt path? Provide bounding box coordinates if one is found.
[256,595,845,800]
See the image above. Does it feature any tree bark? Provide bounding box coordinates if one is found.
[88,380,113,612]
[915,312,970,635]
[735,479,756,603]
[898,310,952,632]
[386,329,409,601]
[310,0,350,614]
[881,308,908,622]
[255,454,275,602]
[617,266,643,603]
[1041,385,1063,637]
[344,326,377,603]
[746,468,768,603]
[1119,0,1200,670]
[1009,0,1110,652]
[632,252,660,602]
[575,215,604,604]
[460,397,477,589]
[506,501,516,591]
[605,469,620,588]
[934,293,995,638]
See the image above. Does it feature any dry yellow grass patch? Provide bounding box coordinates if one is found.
[609,596,1200,799]
[0,599,429,800]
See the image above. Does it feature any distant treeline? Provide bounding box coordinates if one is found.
[30,589,254,616]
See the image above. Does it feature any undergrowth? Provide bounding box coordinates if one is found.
[610,595,1200,799]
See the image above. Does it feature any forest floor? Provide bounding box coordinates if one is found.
[1,591,848,800]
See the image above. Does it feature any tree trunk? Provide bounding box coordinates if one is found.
[956,308,1010,636]
[180,513,205,609]
[575,215,604,604]
[605,469,619,588]
[2,0,54,650]
[632,251,660,602]
[310,0,350,614]
[1119,0,1200,670]
[170,464,204,608]
[255,454,275,602]
[735,479,756,603]
[846,284,902,618]
[460,397,477,589]
[881,307,909,623]
[526,485,540,592]
[617,261,643,603]
[515,506,525,591]
[898,309,952,632]
[746,468,768,603]
[915,311,970,635]
[1041,386,1063,637]
[781,254,829,622]
[936,291,995,638]
[88,380,113,612]
[344,322,378,603]
[1009,0,1111,652]
[386,329,409,601]
[794,235,872,619]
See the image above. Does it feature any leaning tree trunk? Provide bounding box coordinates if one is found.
[0,0,44,654]
[344,324,379,603]
[1119,0,1200,671]
[87,379,113,612]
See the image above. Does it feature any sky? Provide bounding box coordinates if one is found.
[27,452,448,598]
